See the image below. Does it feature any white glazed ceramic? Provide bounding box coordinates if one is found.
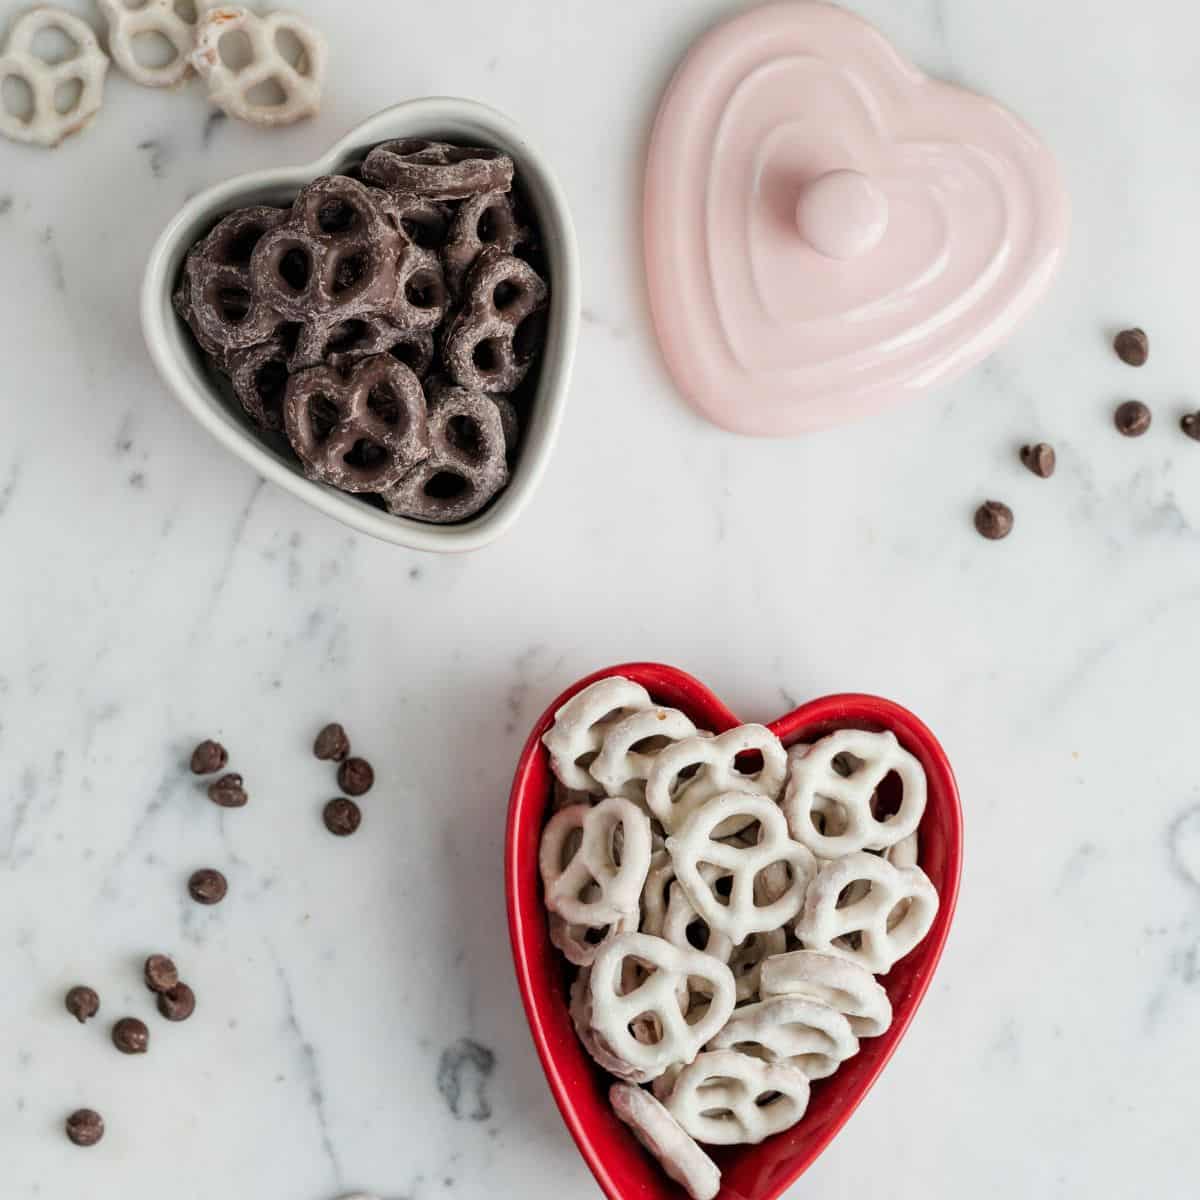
[141,98,580,552]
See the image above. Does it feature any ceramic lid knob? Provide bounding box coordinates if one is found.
[795,169,889,260]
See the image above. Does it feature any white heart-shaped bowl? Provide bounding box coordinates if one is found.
[141,98,580,552]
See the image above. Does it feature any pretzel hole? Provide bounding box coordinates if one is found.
[478,205,513,244]
[405,270,445,310]
[423,471,469,500]
[472,339,504,375]
[2,75,34,124]
[754,863,793,904]
[216,286,252,324]
[317,199,358,235]
[447,146,499,163]
[277,247,311,292]
[871,771,903,821]
[755,1090,784,1108]
[224,222,273,266]
[627,1013,663,1045]
[131,30,178,69]
[583,925,606,947]
[217,29,255,72]
[332,252,369,295]
[274,28,309,71]
[308,394,339,442]
[388,339,426,372]
[53,77,83,116]
[446,415,483,457]
[513,310,548,362]
[343,440,389,471]
[324,319,369,356]
[833,931,864,952]
[31,25,79,65]
[493,280,524,311]
[367,383,402,427]
[401,212,448,249]
[700,1105,737,1122]
[246,76,290,107]
[811,799,849,837]
[733,749,765,777]
[391,138,434,157]
[630,735,672,755]
[837,881,872,908]
[886,897,912,931]
[254,359,288,416]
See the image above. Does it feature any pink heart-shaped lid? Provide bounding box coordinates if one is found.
[644,0,1070,436]
[507,663,963,1199]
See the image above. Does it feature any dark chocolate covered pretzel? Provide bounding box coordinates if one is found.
[362,138,514,200]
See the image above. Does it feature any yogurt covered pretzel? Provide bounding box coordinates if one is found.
[538,798,651,927]
[588,705,700,800]
[783,729,927,858]
[795,851,939,974]
[542,677,654,793]
[665,1050,811,1146]
[609,1084,720,1200]
[0,8,109,149]
[99,0,218,89]
[549,905,638,969]
[645,724,787,832]
[759,949,893,1037]
[587,933,735,1081]
[709,995,859,1081]
[192,7,326,127]
[666,792,817,944]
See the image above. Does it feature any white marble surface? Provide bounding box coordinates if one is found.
[2,1,1200,1197]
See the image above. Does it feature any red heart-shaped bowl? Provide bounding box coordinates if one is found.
[506,663,962,1200]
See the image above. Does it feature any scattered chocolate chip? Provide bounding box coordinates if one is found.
[188,868,227,905]
[323,797,362,837]
[65,1108,104,1147]
[1113,327,1149,367]
[337,756,374,796]
[1114,400,1151,437]
[157,982,196,1022]
[974,500,1014,541]
[143,955,178,994]
[1181,412,1200,442]
[112,1016,150,1055]
[64,986,100,1024]
[1019,442,1056,478]
[207,772,248,808]
[313,722,351,762]
[189,739,228,774]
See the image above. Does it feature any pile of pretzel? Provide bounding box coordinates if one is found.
[539,676,940,1200]
[175,140,548,523]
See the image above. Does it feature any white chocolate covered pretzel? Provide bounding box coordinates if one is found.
[665,1050,811,1145]
[666,793,817,944]
[782,730,927,859]
[192,7,326,127]
[542,677,653,793]
[709,995,859,1080]
[646,724,786,833]
[539,799,651,927]
[0,8,108,149]
[98,0,217,89]
[587,934,735,1080]
[795,852,938,974]
[759,949,893,1038]
[589,706,700,800]
[610,1084,720,1200]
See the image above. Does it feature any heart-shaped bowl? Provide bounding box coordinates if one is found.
[141,98,580,553]
[507,663,962,1200]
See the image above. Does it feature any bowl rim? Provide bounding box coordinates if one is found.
[140,96,580,553]
[505,661,963,1200]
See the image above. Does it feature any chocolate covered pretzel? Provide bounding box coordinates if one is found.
[362,138,513,200]
[284,354,429,492]
[442,248,549,394]
[382,379,510,523]
[252,176,400,321]
[289,311,434,377]
[177,205,289,356]
[442,190,533,297]
[228,334,291,432]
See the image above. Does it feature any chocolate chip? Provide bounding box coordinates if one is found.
[143,955,178,994]
[157,982,196,1022]
[112,1017,149,1055]
[1181,412,1200,442]
[64,986,99,1024]
[323,796,362,836]
[974,500,1014,540]
[1019,443,1056,478]
[65,1108,104,1147]
[337,756,374,796]
[188,868,227,905]
[207,772,248,808]
[313,722,351,762]
[1113,327,1149,367]
[1114,400,1151,437]
[189,739,228,774]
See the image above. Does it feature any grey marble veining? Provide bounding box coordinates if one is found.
[2,0,1200,1197]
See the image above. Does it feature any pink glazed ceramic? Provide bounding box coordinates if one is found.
[644,1,1070,436]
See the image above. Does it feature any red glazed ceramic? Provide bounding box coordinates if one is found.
[506,663,962,1200]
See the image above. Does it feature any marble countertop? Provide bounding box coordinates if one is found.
[3,1,1199,1197]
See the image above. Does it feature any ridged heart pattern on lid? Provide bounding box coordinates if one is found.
[506,663,962,1200]
[644,1,1070,435]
